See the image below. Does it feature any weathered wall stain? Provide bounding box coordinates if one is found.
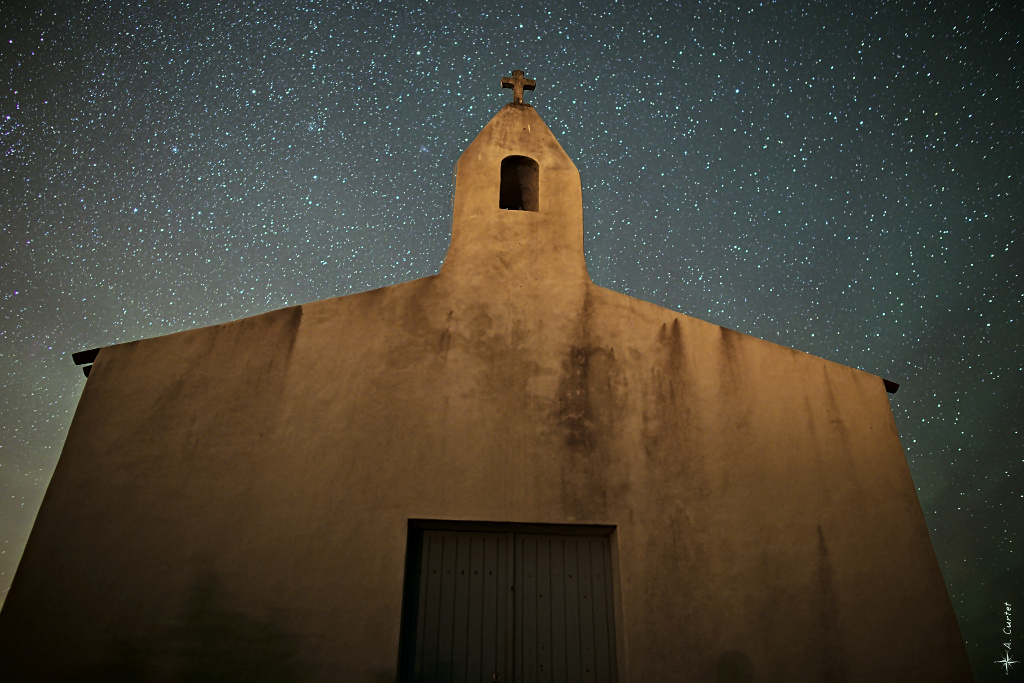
[643,317,705,497]
[715,649,756,683]
[437,310,452,359]
[717,325,752,433]
[816,524,848,683]
[661,317,685,377]
[82,568,306,683]
[554,340,626,518]
[642,319,686,458]
[821,365,852,451]
[557,344,596,451]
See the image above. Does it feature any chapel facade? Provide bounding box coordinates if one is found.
[0,71,972,682]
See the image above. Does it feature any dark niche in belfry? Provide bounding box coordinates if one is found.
[499,155,539,211]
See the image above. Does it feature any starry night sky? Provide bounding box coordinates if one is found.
[2,1,1021,678]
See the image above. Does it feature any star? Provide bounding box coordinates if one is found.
[996,651,1017,674]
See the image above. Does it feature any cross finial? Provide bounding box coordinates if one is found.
[501,70,536,105]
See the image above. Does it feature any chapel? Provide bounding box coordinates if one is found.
[0,71,972,682]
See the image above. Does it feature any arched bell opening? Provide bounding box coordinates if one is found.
[499,155,539,212]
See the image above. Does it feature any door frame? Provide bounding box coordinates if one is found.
[397,519,621,683]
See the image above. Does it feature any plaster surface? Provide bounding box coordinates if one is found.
[0,100,972,682]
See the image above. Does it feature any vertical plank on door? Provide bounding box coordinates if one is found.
[515,534,617,683]
[413,530,511,682]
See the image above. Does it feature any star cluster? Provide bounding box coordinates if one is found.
[1,1,1020,678]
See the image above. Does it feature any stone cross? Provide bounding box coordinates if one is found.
[501,70,536,105]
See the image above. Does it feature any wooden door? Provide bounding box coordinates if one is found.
[514,534,618,682]
[402,526,616,683]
